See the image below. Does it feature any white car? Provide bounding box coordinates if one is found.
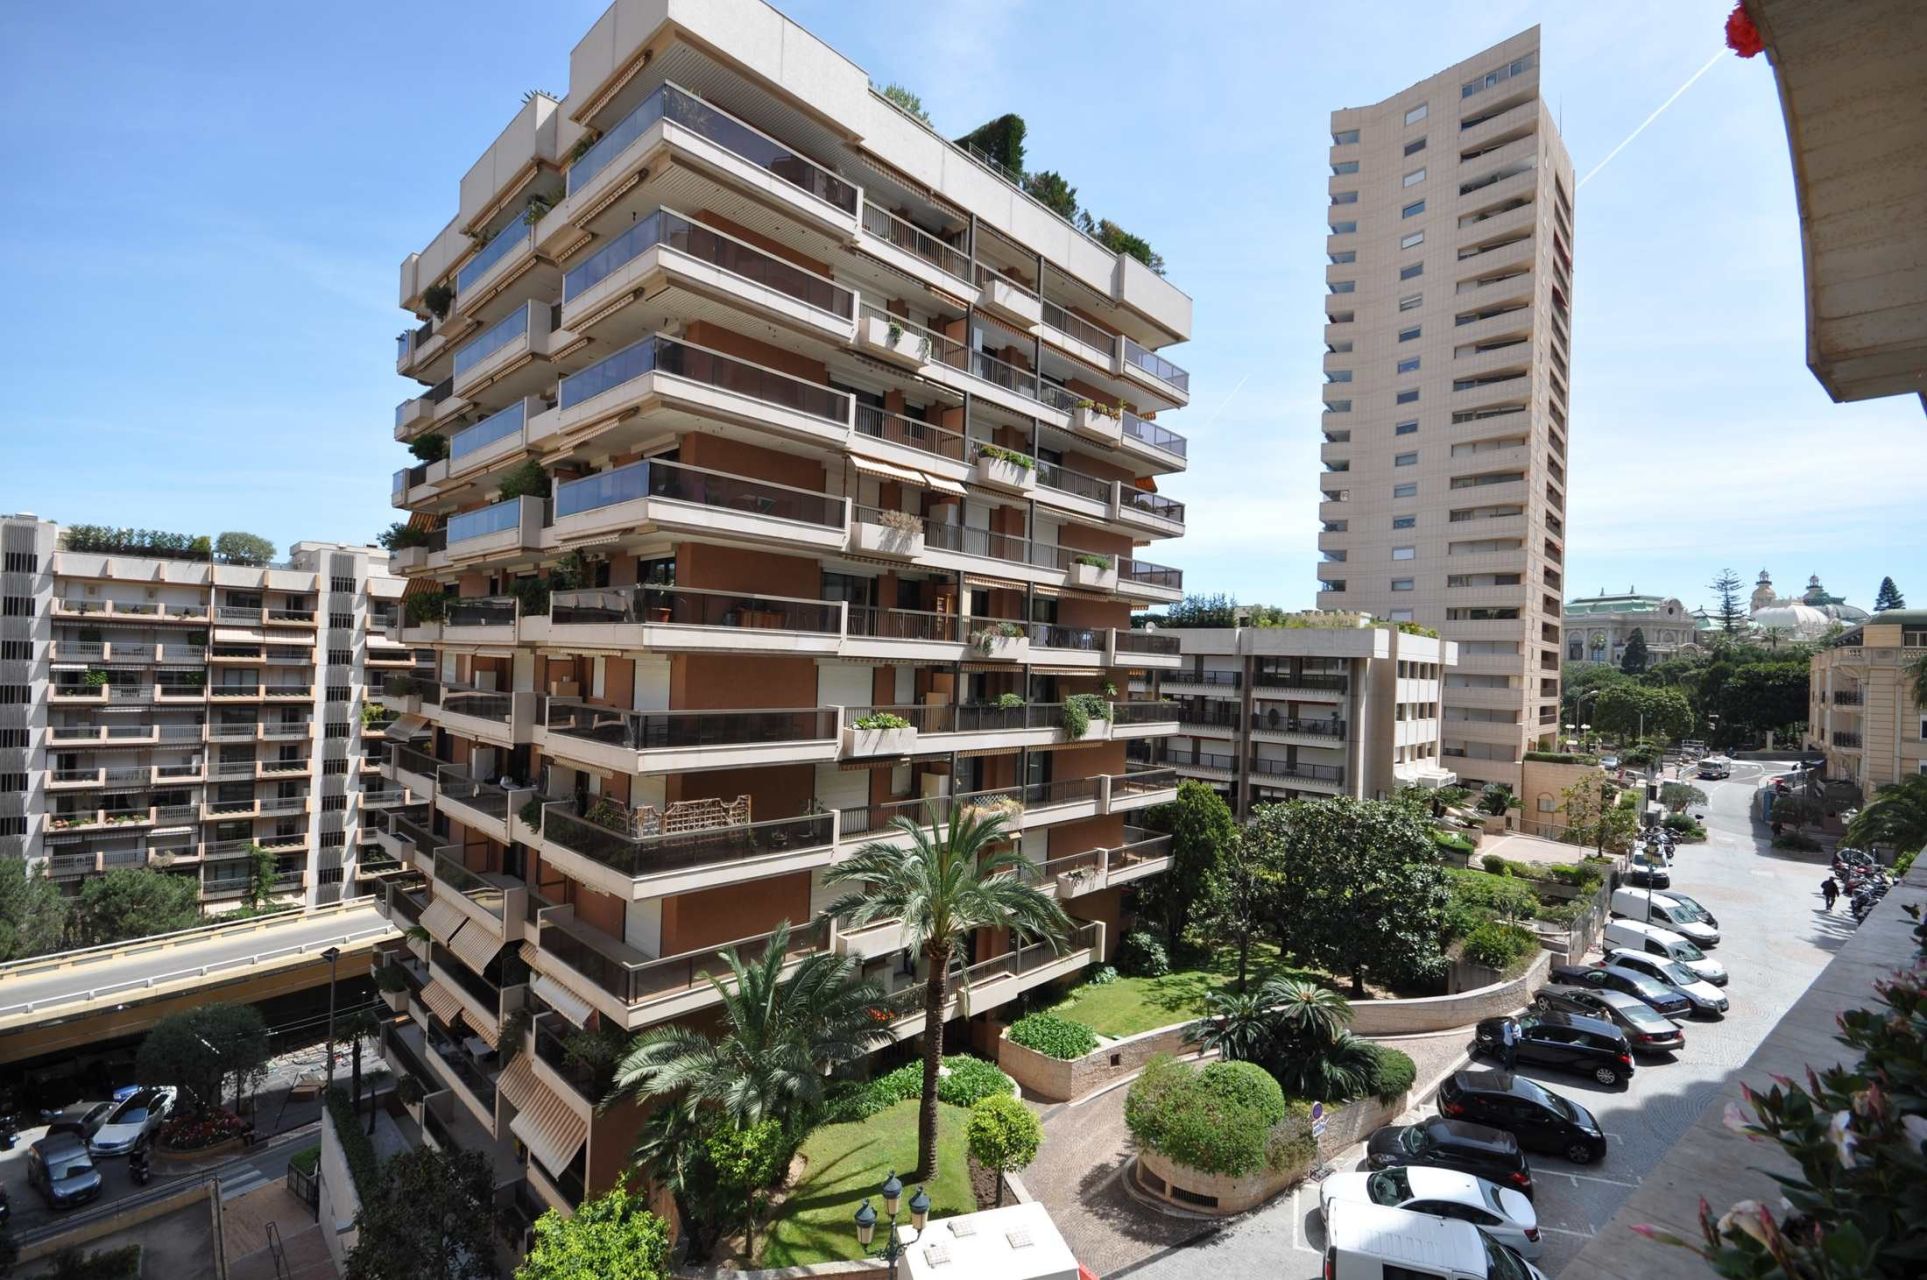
[88,1086,177,1156]
[1605,950,1729,1016]
[1319,1165,1541,1260]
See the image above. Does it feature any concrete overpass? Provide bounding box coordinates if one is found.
[0,901,397,1064]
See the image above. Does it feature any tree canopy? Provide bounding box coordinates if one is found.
[72,867,200,946]
[517,1187,669,1280]
[1619,628,1650,674]
[1592,683,1694,743]
[0,855,67,960]
[136,1003,270,1115]
[1874,576,1905,611]
[346,1147,498,1280]
[213,531,275,566]
[1136,781,1236,951]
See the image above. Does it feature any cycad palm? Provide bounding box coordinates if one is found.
[607,921,890,1133]
[823,811,1071,1179]
[1844,775,1927,863]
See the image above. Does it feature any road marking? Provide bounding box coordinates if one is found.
[220,1168,269,1201]
[1560,1171,1638,1189]
[1539,1225,1599,1239]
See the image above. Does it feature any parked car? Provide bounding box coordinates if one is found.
[1534,985,1685,1054]
[27,1132,103,1209]
[1437,1071,1608,1165]
[1601,951,1729,1017]
[43,1100,113,1145]
[1319,1165,1542,1260]
[1549,963,1693,1019]
[1624,853,1671,889]
[1599,756,1620,771]
[1472,1012,1636,1087]
[1654,889,1720,930]
[88,1086,176,1157]
[1602,920,1727,985]
[1610,888,1720,945]
[1366,1117,1535,1198]
[1697,757,1732,780]
[1323,1201,1548,1279]
[0,1182,8,1227]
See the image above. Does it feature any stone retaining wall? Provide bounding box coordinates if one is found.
[1349,949,1548,1036]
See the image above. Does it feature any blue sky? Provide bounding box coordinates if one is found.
[2,1,1920,614]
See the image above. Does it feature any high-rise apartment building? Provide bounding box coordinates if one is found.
[376,0,1191,1221]
[0,515,409,907]
[1314,28,1574,793]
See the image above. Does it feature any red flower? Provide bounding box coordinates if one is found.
[1725,4,1764,58]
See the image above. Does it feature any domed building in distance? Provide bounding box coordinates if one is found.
[1562,591,1714,666]
[1748,571,1869,641]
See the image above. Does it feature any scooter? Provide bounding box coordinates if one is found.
[128,1144,151,1186]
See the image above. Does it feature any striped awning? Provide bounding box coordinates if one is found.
[519,941,541,968]
[419,979,465,1028]
[508,1065,589,1179]
[445,916,504,975]
[852,456,925,486]
[532,973,594,1029]
[213,627,268,644]
[496,1053,539,1110]
[387,714,431,741]
[419,897,466,944]
[461,1007,501,1050]
[920,473,967,497]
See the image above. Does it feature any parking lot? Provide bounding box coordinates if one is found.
[1123,760,1849,1279]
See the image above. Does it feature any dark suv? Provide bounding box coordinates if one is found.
[1474,1011,1636,1087]
[1437,1070,1608,1164]
[1364,1116,1535,1198]
[1549,963,1693,1020]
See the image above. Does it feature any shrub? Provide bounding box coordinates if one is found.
[1432,830,1475,856]
[1059,693,1111,740]
[966,1094,1042,1193]
[820,1078,891,1125]
[1124,1056,1303,1178]
[992,690,1025,709]
[1071,553,1113,570]
[1448,868,1540,921]
[977,444,1036,470]
[1774,831,1823,852]
[1007,1012,1099,1061]
[1544,860,1607,888]
[874,1055,1015,1109]
[1117,930,1170,977]
[324,1086,381,1197]
[852,711,912,731]
[495,459,548,500]
[1358,1043,1417,1102]
[1086,965,1119,986]
[159,1108,248,1151]
[1462,921,1538,974]
[408,433,448,463]
[1531,897,1591,925]
[1523,750,1598,765]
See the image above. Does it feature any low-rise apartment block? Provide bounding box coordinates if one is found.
[1137,621,1456,818]
[1807,609,1927,793]
[375,0,1192,1225]
[0,515,409,907]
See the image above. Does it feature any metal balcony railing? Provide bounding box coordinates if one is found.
[550,585,840,634]
[540,803,834,881]
[544,700,837,753]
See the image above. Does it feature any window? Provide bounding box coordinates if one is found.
[1329,250,1355,264]
[0,640,28,661]
[1333,128,1360,145]
[1331,160,1359,175]
[1332,191,1359,205]
[1399,325,1422,342]
[1404,137,1428,156]
[1392,547,1416,560]
[1391,578,1415,592]
[1395,452,1418,466]
[1329,280,1355,294]
[2,552,36,572]
[328,649,352,666]
[1393,482,1418,498]
[330,576,355,594]
[1331,220,1357,234]
[1393,515,1417,529]
[1402,199,1426,218]
[1403,167,1427,187]
[1397,357,1421,374]
[1398,293,1423,311]
[1404,103,1429,125]
[1395,421,1418,435]
[322,794,346,812]
[1328,369,1353,382]
[1396,389,1420,404]
[1400,230,1425,249]
[324,759,347,775]
[1389,609,1415,622]
[1329,310,1354,323]
[1462,52,1537,99]
[1400,262,1423,280]
[0,816,23,838]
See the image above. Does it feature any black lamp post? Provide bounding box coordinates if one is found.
[854,1170,929,1277]
[321,945,342,1093]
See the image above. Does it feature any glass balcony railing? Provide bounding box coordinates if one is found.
[544,700,837,753]
[569,82,858,215]
[541,803,834,880]
[448,400,527,461]
[1121,559,1184,591]
[1039,299,1116,355]
[550,585,841,634]
[438,766,509,819]
[1122,412,1188,459]
[1111,700,1182,724]
[560,333,850,423]
[1120,488,1186,524]
[446,499,522,545]
[441,690,514,724]
[1121,336,1190,394]
[452,306,530,379]
[457,224,533,297]
[540,915,830,1007]
[554,457,844,529]
[445,596,517,628]
[564,208,853,317]
[1112,630,1182,657]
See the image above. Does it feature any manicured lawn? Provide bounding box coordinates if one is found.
[1046,943,1316,1038]
[758,1100,976,1268]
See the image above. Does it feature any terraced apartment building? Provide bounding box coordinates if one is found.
[373,0,1192,1222]
[1314,28,1574,793]
[0,514,410,908]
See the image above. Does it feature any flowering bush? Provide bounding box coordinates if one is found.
[160,1108,249,1151]
[1725,4,1764,58]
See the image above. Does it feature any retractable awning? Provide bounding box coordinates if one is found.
[505,1058,589,1178]
[531,973,594,1029]
[418,897,466,944]
[444,916,504,975]
[418,979,465,1028]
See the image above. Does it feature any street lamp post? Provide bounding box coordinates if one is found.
[321,946,342,1094]
[854,1171,930,1278]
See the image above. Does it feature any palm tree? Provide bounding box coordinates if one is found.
[1186,987,1276,1063]
[335,1007,384,1134]
[823,811,1071,1179]
[1193,976,1377,1103]
[607,921,890,1133]
[1844,776,1927,867]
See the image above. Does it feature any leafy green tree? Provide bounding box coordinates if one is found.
[1711,660,1810,747]
[1022,169,1079,220]
[1873,576,1905,611]
[628,1110,785,1264]
[72,867,200,946]
[1561,663,1632,728]
[1619,628,1650,674]
[966,1094,1042,1205]
[1193,824,1272,991]
[1659,782,1708,814]
[1908,650,1927,709]
[0,855,67,960]
[213,531,275,566]
[137,1003,270,1115]
[1153,593,1240,627]
[1559,778,1638,855]
[1593,684,1694,744]
[517,1186,668,1280]
[1708,568,1747,635]
[953,113,1026,175]
[346,1146,497,1280]
[1137,781,1236,952]
[705,1119,788,1259]
[1772,792,1821,835]
[243,843,278,911]
[824,813,1070,1180]
[1843,776,1927,868]
[879,83,929,125]
[1256,798,1450,997]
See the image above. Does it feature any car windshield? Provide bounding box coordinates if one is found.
[1403,1128,1429,1155]
[1367,1168,1411,1205]
[55,1159,95,1182]
[1482,1230,1532,1280]
[1673,940,1705,961]
[114,1107,150,1126]
[1666,897,1709,922]
[1657,960,1698,986]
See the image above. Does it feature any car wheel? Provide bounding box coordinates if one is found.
[1565,1141,1596,1164]
[1592,1065,1620,1086]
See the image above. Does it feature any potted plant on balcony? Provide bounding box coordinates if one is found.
[82,669,110,690]
[408,433,449,463]
[971,444,1037,492]
[1068,552,1116,589]
[845,710,917,758]
[862,312,925,365]
[1060,693,1112,742]
[516,796,546,837]
[1069,398,1123,441]
[853,506,925,558]
[375,962,411,1013]
[422,284,453,322]
[970,620,1028,660]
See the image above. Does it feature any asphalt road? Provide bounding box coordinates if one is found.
[1120,759,1848,1280]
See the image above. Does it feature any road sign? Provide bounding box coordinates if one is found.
[1310,1100,1327,1138]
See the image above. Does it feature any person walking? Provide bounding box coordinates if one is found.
[1821,876,1839,912]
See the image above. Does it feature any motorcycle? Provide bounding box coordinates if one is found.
[128,1144,151,1186]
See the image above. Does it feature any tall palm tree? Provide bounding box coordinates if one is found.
[606,921,891,1132]
[1844,776,1927,866]
[823,811,1071,1179]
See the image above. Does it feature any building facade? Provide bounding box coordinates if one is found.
[1314,27,1573,794]
[375,0,1191,1224]
[1562,591,1709,667]
[1807,609,1927,795]
[1142,622,1456,818]
[0,515,409,908]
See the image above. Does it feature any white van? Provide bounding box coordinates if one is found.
[1325,1201,1547,1280]
[1611,888,1720,946]
[1603,918,1727,985]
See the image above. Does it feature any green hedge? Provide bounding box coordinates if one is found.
[1449,868,1541,918]
[1462,922,1538,975]
[1125,1056,1307,1178]
[324,1086,381,1199]
[1359,1043,1417,1103]
[1007,1012,1099,1061]
[1544,860,1609,888]
[875,1055,1015,1109]
[1523,751,1598,765]
[1431,829,1476,855]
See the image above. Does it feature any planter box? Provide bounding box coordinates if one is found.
[1066,561,1117,590]
[843,725,918,757]
[380,988,409,1012]
[390,546,428,573]
[856,314,930,367]
[969,632,1029,662]
[850,520,924,559]
[971,455,1037,493]
[1069,405,1123,443]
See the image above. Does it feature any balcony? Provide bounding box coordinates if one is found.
[1253,672,1350,700]
[1039,299,1119,373]
[456,222,536,306]
[852,404,969,471]
[1105,768,1181,813]
[388,743,442,796]
[1163,669,1241,697]
[538,802,836,900]
[438,496,545,565]
[549,456,849,553]
[1247,757,1347,794]
[435,766,531,844]
[1108,700,1183,738]
[431,849,528,940]
[1250,710,1349,746]
[555,333,853,447]
[1119,559,1187,602]
[434,685,540,748]
[842,605,968,662]
[1118,412,1188,470]
[1119,336,1191,406]
[540,699,839,774]
[877,921,1104,1034]
[858,200,972,293]
[1113,485,1186,538]
[450,301,554,401]
[443,399,534,482]
[974,265,1044,329]
[536,584,843,657]
[1110,629,1184,669]
[837,777,1105,846]
[852,309,1076,424]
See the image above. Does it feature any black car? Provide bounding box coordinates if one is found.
[1535,985,1685,1054]
[27,1133,103,1210]
[1549,963,1693,1020]
[1365,1117,1535,1198]
[1437,1070,1608,1165]
[1473,1011,1636,1088]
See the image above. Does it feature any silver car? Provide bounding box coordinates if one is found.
[88,1086,176,1156]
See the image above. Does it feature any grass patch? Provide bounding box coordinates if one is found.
[1046,942,1315,1038]
[759,1100,975,1268]
[289,1144,320,1176]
